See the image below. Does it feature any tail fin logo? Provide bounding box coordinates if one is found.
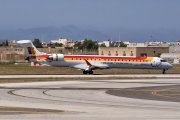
[27,47,36,54]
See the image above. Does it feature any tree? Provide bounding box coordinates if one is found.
[99,43,106,47]
[54,42,63,47]
[74,39,98,50]
[119,42,127,47]
[33,39,42,48]
[74,42,83,50]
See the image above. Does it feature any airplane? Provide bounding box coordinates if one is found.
[17,40,173,74]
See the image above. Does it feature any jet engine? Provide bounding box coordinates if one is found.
[48,54,64,61]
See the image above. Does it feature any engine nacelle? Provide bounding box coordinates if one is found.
[48,54,64,61]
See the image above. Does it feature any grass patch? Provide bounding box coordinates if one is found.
[0,63,179,75]
[0,62,177,83]
[0,77,157,83]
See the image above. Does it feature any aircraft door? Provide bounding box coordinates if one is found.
[151,60,157,67]
[151,60,161,67]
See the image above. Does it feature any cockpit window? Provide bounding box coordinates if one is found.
[160,60,166,62]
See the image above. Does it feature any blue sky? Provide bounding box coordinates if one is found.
[1,0,180,41]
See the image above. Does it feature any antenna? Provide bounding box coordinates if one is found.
[42,34,44,43]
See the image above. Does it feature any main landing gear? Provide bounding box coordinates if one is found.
[83,70,93,74]
[162,69,166,74]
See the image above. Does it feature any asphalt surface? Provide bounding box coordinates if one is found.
[1,74,180,78]
[107,85,180,103]
[0,75,180,119]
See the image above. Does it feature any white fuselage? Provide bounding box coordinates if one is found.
[32,55,173,70]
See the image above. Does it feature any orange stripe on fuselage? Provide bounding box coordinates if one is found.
[64,55,148,60]
[28,54,154,61]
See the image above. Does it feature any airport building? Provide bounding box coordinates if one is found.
[98,46,169,57]
[0,47,24,62]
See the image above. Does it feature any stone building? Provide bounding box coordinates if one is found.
[98,46,169,57]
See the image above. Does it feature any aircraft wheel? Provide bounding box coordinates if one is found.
[89,71,93,74]
[162,69,166,74]
[83,71,88,74]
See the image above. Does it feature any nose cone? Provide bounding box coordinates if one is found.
[168,63,173,69]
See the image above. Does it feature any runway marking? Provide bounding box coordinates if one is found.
[0,110,57,114]
[125,88,154,92]
[0,106,68,115]
[5,86,180,111]
[152,88,180,100]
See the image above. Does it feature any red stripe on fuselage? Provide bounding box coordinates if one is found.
[29,54,147,60]
[64,55,147,60]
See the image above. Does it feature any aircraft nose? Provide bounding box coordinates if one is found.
[168,63,173,69]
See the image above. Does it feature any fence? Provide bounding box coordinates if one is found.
[0,47,98,62]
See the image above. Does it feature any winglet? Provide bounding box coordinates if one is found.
[84,59,92,66]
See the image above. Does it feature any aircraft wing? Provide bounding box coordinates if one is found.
[71,60,108,70]
[70,64,86,70]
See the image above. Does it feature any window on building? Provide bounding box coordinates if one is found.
[141,53,147,56]
[123,51,126,56]
[101,51,104,55]
[115,51,118,56]
[130,51,133,56]
[108,51,111,56]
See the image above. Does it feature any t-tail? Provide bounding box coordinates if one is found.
[17,40,46,56]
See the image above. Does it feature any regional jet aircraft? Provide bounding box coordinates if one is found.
[17,40,173,74]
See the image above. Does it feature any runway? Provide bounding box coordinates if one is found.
[1,74,180,78]
[0,75,180,119]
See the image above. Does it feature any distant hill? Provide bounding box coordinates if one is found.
[0,25,180,42]
[0,25,109,42]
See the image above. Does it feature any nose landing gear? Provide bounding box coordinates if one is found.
[162,69,166,74]
[83,70,93,74]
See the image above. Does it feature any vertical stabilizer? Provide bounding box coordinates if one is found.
[17,40,44,56]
